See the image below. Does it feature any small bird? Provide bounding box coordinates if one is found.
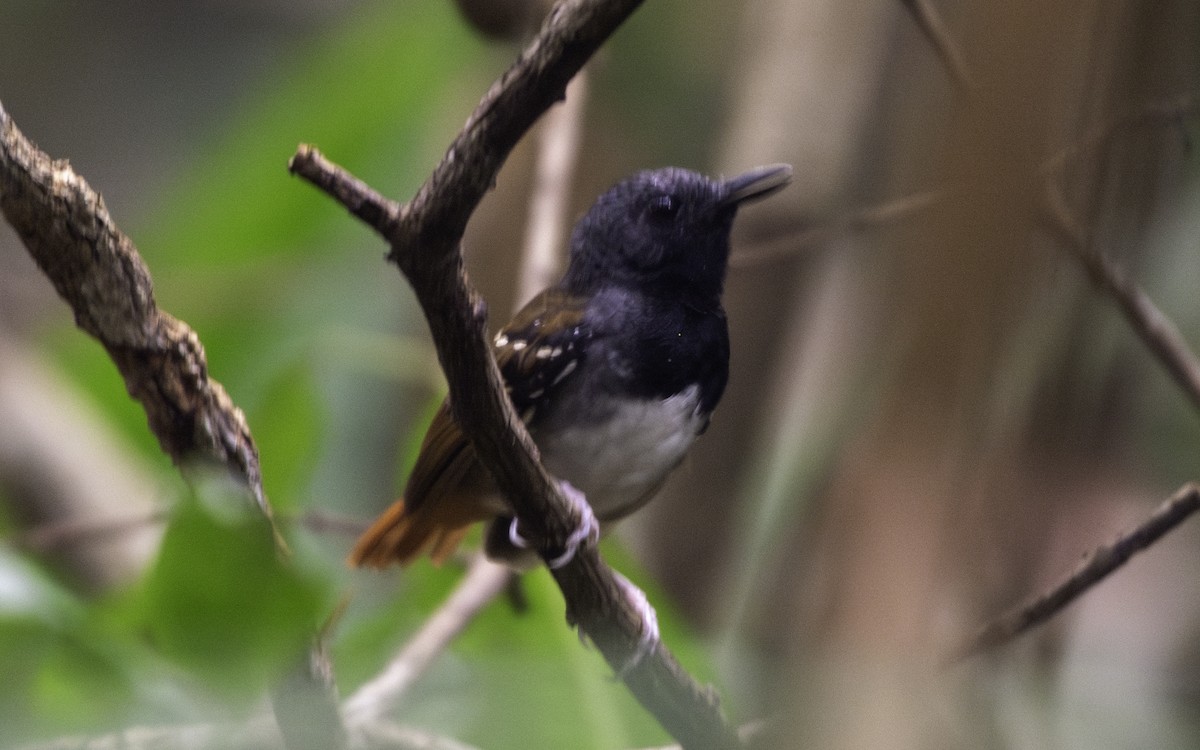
[351,163,792,570]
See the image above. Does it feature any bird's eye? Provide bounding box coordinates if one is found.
[647,194,678,220]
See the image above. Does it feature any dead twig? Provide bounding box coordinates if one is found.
[1041,181,1200,412]
[955,483,1200,659]
[515,70,589,306]
[956,94,1200,659]
[342,555,514,729]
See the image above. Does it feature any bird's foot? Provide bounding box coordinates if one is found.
[546,480,600,569]
[504,480,599,568]
[507,516,530,549]
[612,570,660,677]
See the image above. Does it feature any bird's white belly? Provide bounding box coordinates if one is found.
[538,384,705,520]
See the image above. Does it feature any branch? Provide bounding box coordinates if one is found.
[0,100,267,517]
[954,483,1200,659]
[345,55,591,731]
[514,70,589,305]
[729,187,946,267]
[343,555,513,729]
[955,94,1200,658]
[1041,186,1200,412]
[9,717,479,750]
[1041,91,1199,179]
[291,1,740,747]
[899,0,974,91]
[0,101,345,749]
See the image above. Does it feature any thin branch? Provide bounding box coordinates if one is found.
[955,94,1200,658]
[343,555,514,729]
[291,1,740,746]
[15,508,169,553]
[1041,178,1200,414]
[0,100,267,518]
[12,508,367,554]
[1041,91,1199,179]
[514,70,589,306]
[729,187,946,267]
[955,483,1200,659]
[298,509,370,538]
[899,0,974,91]
[9,717,479,750]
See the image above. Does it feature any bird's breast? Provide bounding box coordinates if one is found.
[533,383,706,521]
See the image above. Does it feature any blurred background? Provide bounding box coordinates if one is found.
[2,0,1200,748]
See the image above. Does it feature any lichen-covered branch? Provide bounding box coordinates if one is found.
[0,99,341,748]
[0,100,267,516]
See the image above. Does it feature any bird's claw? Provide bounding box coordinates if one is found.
[547,480,600,569]
[508,517,530,549]
[612,571,659,677]
[505,480,598,567]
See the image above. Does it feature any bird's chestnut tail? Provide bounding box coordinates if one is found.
[349,499,474,567]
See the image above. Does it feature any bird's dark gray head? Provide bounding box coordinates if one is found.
[563,164,792,301]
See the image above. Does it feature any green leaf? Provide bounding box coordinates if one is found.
[135,1,490,271]
[140,491,328,700]
[0,547,135,740]
[252,363,324,513]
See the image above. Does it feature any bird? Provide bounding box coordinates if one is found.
[350,163,792,570]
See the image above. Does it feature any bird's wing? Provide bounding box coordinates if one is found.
[349,289,590,567]
[493,288,591,420]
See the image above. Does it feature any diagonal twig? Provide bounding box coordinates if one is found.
[899,0,974,91]
[342,554,513,729]
[515,70,589,306]
[1041,181,1200,412]
[956,95,1200,659]
[955,483,1200,659]
[730,187,946,267]
[290,1,740,747]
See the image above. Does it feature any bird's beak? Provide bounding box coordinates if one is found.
[720,163,793,207]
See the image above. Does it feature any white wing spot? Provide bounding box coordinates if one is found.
[550,359,578,386]
[494,333,509,347]
[510,340,527,352]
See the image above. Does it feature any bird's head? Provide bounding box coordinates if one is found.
[564,164,792,301]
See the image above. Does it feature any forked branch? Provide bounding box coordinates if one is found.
[290,1,739,747]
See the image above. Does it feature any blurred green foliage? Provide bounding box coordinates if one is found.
[2,1,722,747]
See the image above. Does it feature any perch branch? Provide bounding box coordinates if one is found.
[291,1,739,747]
[345,54,592,729]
